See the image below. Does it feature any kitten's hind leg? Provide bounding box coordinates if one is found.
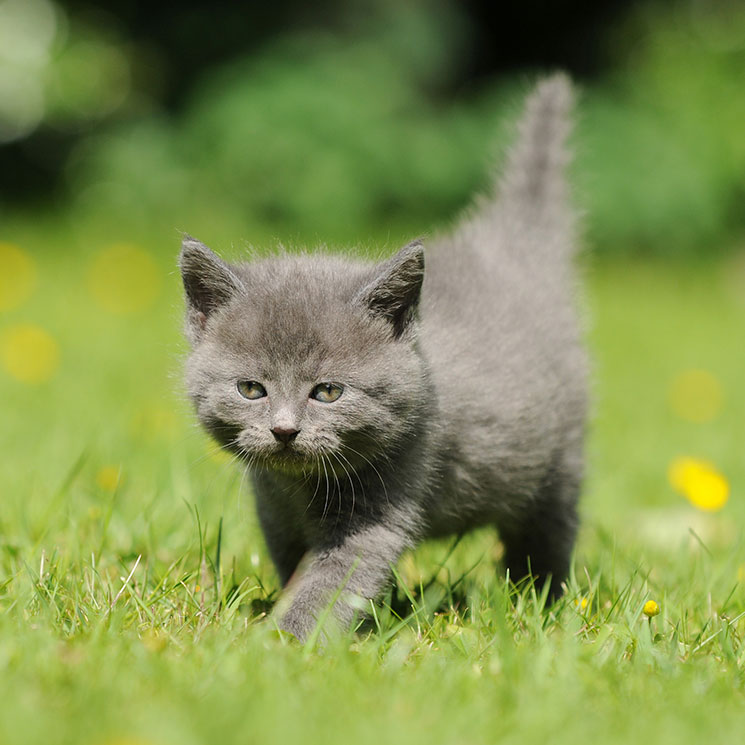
[498,462,580,600]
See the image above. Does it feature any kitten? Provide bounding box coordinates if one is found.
[180,74,587,642]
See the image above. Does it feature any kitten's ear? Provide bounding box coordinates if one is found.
[354,239,424,338]
[179,235,245,344]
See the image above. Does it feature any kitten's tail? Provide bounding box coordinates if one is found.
[495,73,576,251]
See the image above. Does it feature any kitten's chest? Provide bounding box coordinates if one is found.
[251,466,381,539]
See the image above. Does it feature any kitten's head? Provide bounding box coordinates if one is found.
[179,236,427,475]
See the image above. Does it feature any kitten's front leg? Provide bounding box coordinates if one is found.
[275,522,411,642]
[253,470,310,586]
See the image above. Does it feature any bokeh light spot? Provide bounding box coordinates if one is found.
[141,628,167,653]
[96,465,122,492]
[668,456,729,512]
[129,404,179,442]
[1,323,59,383]
[0,242,36,310]
[88,244,160,314]
[668,368,723,423]
[207,443,233,465]
[0,0,57,66]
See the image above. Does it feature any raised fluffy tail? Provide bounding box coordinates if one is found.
[496,73,575,246]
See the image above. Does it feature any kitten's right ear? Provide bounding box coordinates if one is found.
[354,239,425,338]
[179,235,245,344]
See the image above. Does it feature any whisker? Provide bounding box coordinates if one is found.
[304,456,323,516]
[192,435,243,469]
[330,450,358,523]
[330,454,343,524]
[354,431,395,468]
[283,469,313,502]
[320,454,331,521]
[327,451,342,501]
[336,450,367,515]
[344,445,390,508]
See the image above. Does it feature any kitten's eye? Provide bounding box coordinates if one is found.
[310,383,344,403]
[237,381,267,400]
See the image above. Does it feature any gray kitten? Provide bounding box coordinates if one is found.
[180,74,587,642]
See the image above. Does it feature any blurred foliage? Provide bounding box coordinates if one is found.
[2,0,745,255]
[578,1,745,255]
[68,27,506,243]
[0,0,140,142]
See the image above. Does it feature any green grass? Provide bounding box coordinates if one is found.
[1,220,745,745]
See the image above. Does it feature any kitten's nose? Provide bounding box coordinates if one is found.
[271,426,300,445]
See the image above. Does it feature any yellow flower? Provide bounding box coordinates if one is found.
[668,369,723,423]
[87,244,160,314]
[96,465,122,492]
[129,404,180,442]
[574,596,589,611]
[141,629,167,653]
[668,456,729,512]
[1,323,59,383]
[643,600,660,617]
[0,242,36,311]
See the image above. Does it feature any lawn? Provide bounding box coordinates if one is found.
[1,219,744,745]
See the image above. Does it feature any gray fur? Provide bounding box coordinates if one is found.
[179,73,587,642]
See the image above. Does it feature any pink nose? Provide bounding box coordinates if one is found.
[271,426,300,445]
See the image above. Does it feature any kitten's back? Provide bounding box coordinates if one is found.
[419,74,586,523]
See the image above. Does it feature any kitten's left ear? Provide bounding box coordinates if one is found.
[354,239,424,338]
[179,235,245,344]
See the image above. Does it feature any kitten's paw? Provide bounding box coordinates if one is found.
[274,607,317,644]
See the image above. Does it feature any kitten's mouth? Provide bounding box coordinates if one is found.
[236,438,336,475]
[260,446,315,473]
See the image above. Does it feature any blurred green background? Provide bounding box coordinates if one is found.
[1,2,745,745]
[2,0,745,253]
